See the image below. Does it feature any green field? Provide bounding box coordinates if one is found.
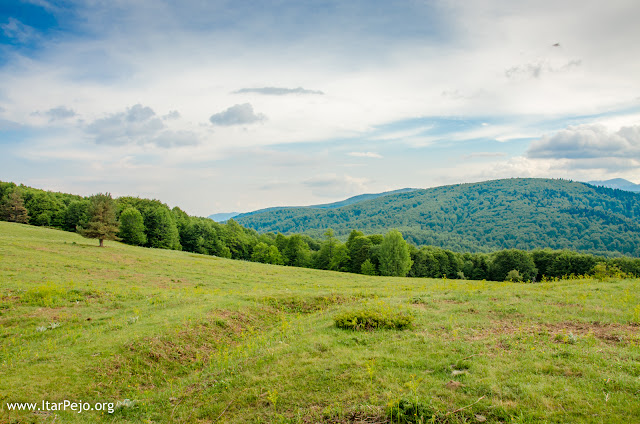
[1,221,639,423]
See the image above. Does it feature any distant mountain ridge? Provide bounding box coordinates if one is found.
[208,212,240,222]
[587,178,640,193]
[226,188,418,220]
[235,178,640,257]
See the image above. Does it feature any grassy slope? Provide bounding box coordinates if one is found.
[1,222,639,423]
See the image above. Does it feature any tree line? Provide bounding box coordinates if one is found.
[234,178,640,257]
[1,181,638,281]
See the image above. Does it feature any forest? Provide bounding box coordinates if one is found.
[235,178,640,257]
[1,179,639,282]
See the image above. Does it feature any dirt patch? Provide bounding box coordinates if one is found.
[299,405,387,424]
[465,320,638,345]
[440,299,466,304]
[545,321,637,344]
[446,380,465,390]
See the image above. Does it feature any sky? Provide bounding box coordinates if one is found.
[1,0,639,216]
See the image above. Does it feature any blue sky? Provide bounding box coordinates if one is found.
[1,0,639,216]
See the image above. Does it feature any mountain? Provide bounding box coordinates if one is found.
[306,188,418,209]
[235,178,640,256]
[208,212,240,222]
[233,188,418,219]
[587,178,640,193]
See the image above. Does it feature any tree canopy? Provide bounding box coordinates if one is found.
[379,230,413,277]
[78,193,120,247]
[2,179,640,281]
[0,190,29,224]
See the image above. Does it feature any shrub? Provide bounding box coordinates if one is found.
[592,263,627,281]
[505,269,523,282]
[334,307,413,330]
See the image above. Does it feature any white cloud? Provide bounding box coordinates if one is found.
[527,124,640,160]
[505,59,581,80]
[162,110,180,120]
[1,18,37,43]
[84,104,197,148]
[461,151,507,159]
[2,0,640,214]
[86,104,165,145]
[348,151,382,158]
[34,105,77,122]
[209,103,266,126]
[151,130,200,148]
[233,87,324,95]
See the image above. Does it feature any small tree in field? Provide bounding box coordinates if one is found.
[78,193,120,247]
[0,191,29,223]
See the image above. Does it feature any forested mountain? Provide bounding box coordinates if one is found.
[235,178,640,256]
[3,178,640,280]
[587,178,640,193]
[234,188,417,219]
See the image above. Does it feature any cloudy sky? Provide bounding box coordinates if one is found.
[1,0,639,216]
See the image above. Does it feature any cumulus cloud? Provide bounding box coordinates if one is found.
[303,174,370,198]
[86,104,164,145]
[233,87,324,96]
[85,104,197,147]
[43,106,77,121]
[348,151,383,158]
[209,103,266,126]
[162,110,180,120]
[527,124,640,160]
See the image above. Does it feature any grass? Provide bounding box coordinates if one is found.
[0,221,639,423]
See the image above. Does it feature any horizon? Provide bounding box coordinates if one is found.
[2,175,637,217]
[1,1,639,216]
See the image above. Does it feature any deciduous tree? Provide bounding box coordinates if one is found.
[379,230,413,277]
[118,207,147,246]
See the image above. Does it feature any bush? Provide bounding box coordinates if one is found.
[505,269,523,282]
[334,307,413,330]
[592,263,627,281]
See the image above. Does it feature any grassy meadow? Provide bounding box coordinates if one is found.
[1,221,639,423]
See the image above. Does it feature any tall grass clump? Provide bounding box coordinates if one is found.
[334,304,413,330]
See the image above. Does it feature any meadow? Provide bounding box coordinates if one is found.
[0,221,639,423]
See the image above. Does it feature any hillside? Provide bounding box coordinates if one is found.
[1,222,639,423]
[587,178,640,193]
[235,178,640,256]
[234,188,417,219]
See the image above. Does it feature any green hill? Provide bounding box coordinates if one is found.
[1,222,639,423]
[234,187,417,220]
[235,178,640,256]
